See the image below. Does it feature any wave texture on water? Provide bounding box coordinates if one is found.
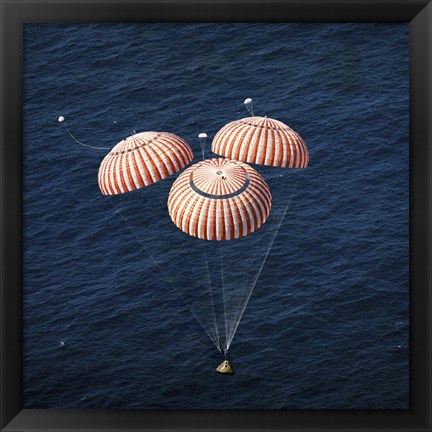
[23,23,409,409]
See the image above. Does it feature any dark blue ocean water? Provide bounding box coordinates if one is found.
[23,23,409,409]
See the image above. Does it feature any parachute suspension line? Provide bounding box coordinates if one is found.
[173,245,221,352]
[223,242,245,353]
[227,171,301,350]
[107,195,222,354]
[224,169,301,351]
[218,241,231,355]
[242,169,290,276]
[66,129,111,150]
[244,98,254,117]
[222,245,234,356]
[203,238,221,351]
[223,236,257,354]
[128,186,222,354]
[165,244,222,355]
[57,117,111,150]
[198,133,207,160]
[220,165,279,353]
[223,237,244,355]
[226,171,303,351]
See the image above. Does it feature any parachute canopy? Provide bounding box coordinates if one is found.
[211,116,309,168]
[168,158,272,241]
[98,131,193,195]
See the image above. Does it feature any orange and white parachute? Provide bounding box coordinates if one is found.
[211,116,309,168]
[98,131,193,195]
[167,158,272,241]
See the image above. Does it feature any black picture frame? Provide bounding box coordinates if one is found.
[1,1,431,431]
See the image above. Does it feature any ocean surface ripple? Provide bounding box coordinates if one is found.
[23,23,408,409]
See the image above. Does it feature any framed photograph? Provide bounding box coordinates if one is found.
[1,0,431,431]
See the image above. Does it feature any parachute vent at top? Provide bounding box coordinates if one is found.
[167,158,272,241]
[211,116,309,168]
[98,131,193,195]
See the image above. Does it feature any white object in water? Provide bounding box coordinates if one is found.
[58,116,65,123]
[244,98,252,105]
[198,133,207,139]
[60,341,65,347]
